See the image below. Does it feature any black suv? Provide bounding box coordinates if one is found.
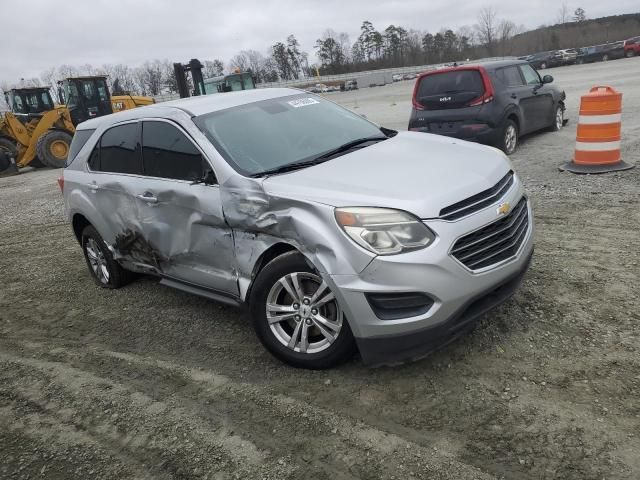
[526,51,563,70]
[576,42,626,64]
[408,60,566,154]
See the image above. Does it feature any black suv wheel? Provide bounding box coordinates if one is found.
[499,119,519,155]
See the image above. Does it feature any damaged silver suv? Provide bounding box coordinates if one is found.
[62,88,534,368]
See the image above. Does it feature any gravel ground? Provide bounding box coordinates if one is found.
[1,58,639,480]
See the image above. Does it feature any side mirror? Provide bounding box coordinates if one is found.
[190,163,217,186]
[202,167,217,185]
[542,75,554,84]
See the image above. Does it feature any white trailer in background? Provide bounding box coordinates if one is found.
[356,71,393,88]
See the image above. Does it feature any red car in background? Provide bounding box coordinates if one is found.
[624,36,640,57]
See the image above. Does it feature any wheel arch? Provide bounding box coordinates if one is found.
[72,213,92,244]
[244,242,300,302]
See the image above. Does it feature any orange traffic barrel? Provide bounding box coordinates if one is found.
[561,86,634,173]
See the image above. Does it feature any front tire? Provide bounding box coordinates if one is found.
[499,119,519,155]
[249,252,356,369]
[81,226,132,289]
[0,137,18,161]
[602,54,609,62]
[549,105,564,132]
[36,130,72,168]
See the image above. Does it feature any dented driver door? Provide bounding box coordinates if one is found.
[132,120,239,297]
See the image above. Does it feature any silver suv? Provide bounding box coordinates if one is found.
[61,88,534,368]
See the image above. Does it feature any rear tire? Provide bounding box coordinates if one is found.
[81,226,133,289]
[249,252,356,369]
[499,119,519,155]
[36,130,72,168]
[602,54,609,62]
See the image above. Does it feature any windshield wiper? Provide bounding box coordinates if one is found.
[306,136,388,161]
[251,136,388,178]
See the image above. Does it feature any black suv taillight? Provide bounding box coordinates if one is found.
[467,67,494,107]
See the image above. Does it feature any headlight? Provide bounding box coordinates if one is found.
[335,207,435,255]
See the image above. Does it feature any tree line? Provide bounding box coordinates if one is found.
[3,5,640,101]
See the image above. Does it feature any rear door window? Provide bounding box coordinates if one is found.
[141,121,205,181]
[497,66,524,86]
[92,123,142,174]
[415,70,484,109]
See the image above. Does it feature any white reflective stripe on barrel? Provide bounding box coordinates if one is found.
[575,140,621,151]
[578,114,622,124]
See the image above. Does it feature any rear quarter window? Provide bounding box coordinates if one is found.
[66,129,95,167]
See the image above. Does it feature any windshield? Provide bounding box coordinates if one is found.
[194,94,383,176]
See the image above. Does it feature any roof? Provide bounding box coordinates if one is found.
[57,76,108,83]
[457,59,528,70]
[77,87,302,130]
[158,87,300,115]
[8,87,52,93]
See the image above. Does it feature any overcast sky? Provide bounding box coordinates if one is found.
[1,0,638,83]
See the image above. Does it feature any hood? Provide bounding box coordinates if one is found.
[263,132,511,219]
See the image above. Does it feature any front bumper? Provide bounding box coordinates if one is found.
[355,249,532,366]
[325,184,534,367]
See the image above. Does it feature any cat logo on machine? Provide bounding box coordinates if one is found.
[497,202,511,216]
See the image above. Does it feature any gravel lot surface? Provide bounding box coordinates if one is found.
[1,58,639,480]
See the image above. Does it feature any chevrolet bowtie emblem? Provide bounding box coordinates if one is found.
[497,202,511,216]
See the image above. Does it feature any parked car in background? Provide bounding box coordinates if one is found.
[576,42,625,64]
[527,51,562,69]
[408,60,566,155]
[61,88,534,368]
[392,74,403,82]
[624,36,640,57]
[342,80,358,91]
[402,73,417,80]
[555,49,578,65]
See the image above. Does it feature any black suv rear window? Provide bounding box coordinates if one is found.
[415,70,484,109]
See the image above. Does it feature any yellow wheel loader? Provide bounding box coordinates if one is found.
[0,86,76,174]
[111,95,155,112]
[0,77,153,176]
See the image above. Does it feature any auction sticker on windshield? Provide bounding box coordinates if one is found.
[288,98,320,108]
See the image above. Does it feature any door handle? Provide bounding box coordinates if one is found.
[136,193,158,204]
[87,182,100,192]
[510,93,518,99]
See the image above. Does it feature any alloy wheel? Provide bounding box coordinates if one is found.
[266,272,342,354]
[556,108,564,130]
[86,238,110,284]
[504,125,517,154]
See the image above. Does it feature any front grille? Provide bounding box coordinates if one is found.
[451,197,529,270]
[440,171,514,221]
